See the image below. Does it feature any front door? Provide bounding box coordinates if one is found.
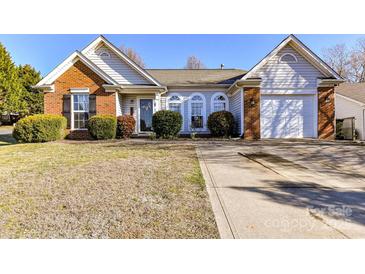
[139,99,153,132]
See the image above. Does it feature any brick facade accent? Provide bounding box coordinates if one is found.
[318,86,335,140]
[243,87,260,140]
[44,60,116,117]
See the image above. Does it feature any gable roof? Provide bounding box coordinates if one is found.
[81,35,162,86]
[336,83,365,105]
[36,51,118,86]
[146,69,246,86]
[241,34,343,81]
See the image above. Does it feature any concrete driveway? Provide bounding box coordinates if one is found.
[0,126,13,135]
[197,140,365,238]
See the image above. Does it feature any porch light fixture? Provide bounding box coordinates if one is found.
[250,98,255,107]
[325,96,331,103]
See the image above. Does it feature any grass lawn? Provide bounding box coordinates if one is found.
[0,136,219,238]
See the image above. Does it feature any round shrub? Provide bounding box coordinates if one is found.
[116,115,136,139]
[207,111,235,137]
[152,110,182,139]
[13,114,67,143]
[87,114,117,140]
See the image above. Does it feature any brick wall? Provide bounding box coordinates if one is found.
[243,87,260,140]
[318,86,335,140]
[44,60,116,116]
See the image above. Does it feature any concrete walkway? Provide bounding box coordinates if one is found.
[197,143,365,239]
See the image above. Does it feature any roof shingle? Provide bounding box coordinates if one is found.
[146,69,246,86]
[336,83,365,105]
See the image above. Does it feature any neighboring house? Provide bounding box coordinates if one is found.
[35,34,343,139]
[335,83,365,140]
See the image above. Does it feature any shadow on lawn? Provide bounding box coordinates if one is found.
[0,134,17,146]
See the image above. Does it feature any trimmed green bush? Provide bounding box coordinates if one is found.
[116,115,136,139]
[152,110,182,139]
[13,114,67,143]
[87,114,117,140]
[207,111,235,137]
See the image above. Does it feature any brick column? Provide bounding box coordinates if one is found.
[244,87,260,140]
[318,86,335,140]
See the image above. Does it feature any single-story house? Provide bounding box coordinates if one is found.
[35,34,343,139]
[335,83,365,140]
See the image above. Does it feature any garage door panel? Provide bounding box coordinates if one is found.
[286,116,304,138]
[260,94,315,138]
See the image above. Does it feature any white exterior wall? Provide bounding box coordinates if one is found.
[335,95,365,140]
[121,94,137,127]
[162,89,228,133]
[84,45,150,85]
[116,93,123,116]
[120,93,157,133]
[248,44,326,138]
[229,89,243,136]
[252,45,325,89]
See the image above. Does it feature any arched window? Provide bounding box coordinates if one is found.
[279,53,297,63]
[189,93,206,130]
[99,51,110,58]
[211,92,229,112]
[167,94,182,114]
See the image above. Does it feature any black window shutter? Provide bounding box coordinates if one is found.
[89,95,96,117]
[62,94,71,129]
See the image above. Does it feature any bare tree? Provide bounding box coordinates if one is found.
[348,38,365,82]
[120,45,145,68]
[322,44,350,80]
[184,56,206,69]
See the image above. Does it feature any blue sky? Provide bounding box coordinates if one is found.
[0,34,364,76]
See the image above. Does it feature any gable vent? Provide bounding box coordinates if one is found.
[99,51,110,58]
[279,53,297,63]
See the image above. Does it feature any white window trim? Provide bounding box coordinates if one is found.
[70,88,90,93]
[136,96,155,133]
[210,92,229,113]
[188,92,206,131]
[167,93,184,131]
[279,53,298,63]
[71,91,90,130]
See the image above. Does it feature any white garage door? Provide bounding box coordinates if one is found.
[260,95,316,138]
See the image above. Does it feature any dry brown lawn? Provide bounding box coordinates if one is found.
[0,138,219,238]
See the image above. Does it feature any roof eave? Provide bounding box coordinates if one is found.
[167,84,231,89]
[81,35,163,87]
[227,78,262,95]
[318,78,345,87]
[241,34,344,82]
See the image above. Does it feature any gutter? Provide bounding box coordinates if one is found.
[227,78,262,95]
[31,84,54,92]
[167,84,231,89]
[318,78,345,87]
[103,84,167,94]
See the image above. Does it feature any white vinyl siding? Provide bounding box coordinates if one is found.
[121,94,137,131]
[165,89,227,133]
[229,90,242,136]
[84,45,150,85]
[160,96,167,110]
[335,95,365,140]
[260,95,316,138]
[251,45,325,89]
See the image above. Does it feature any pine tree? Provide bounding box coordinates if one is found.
[0,43,28,117]
[18,64,43,114]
